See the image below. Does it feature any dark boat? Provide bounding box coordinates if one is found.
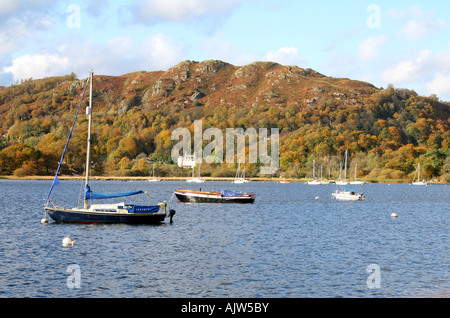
[174,189,255,203]
[43,71,174,224]
[45,202,174,224]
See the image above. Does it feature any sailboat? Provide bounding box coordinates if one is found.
[186,162,205,183]
[148,164,161,182]
[232,162,250,183]
[332,150,364,201]
[43,71,174,224]
[307,160,322,185]
[412,162,427,186]
[349,163,365,185]
[335,159,348,185]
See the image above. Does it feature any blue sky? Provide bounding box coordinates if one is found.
[1,0,450,101]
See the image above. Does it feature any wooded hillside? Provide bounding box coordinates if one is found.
[1,60,449,182]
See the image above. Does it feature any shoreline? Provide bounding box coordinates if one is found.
[1,175,448,184]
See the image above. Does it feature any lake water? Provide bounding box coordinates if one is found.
[0,179,448,298]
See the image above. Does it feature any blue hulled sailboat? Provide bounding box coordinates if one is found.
[43,71,174,224]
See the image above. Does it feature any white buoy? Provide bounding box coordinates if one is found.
[391,212,398,218]
[62,236,75,246]
[41,218,48,224]
[315,196,319,200]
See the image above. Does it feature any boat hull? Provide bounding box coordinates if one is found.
[174,191,255,204]
[45,207,167,224]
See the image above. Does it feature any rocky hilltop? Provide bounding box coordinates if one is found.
[78,60,379,113]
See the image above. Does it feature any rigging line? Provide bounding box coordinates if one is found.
[44,76,90,207]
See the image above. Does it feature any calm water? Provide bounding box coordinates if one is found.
[0,179,448,298]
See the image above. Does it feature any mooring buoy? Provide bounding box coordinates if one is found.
[62,236,76,246]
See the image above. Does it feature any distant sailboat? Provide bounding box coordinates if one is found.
[232,162,250,183]
[350,162,365,185]
[332,149,364,201]
[335,155,348,185]
[148,164,161,182]
[412,162,427,186]
[187,162,205,183]
[307,160,322,185]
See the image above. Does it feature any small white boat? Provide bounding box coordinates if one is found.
[332,187,365,201]
[187,177,205,183]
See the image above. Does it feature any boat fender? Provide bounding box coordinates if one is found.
[62,236,76,246]
[169,209,176,223]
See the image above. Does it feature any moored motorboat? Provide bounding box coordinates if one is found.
[332,186,365,201]
[174,189,255,203]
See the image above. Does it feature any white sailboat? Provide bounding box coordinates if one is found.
[232,162,250,183]
[186,162,205,183]
[412,162,427,186]
[335,158,348,185]
[148,164,161,182]
[332,150,364,201]
[307,160,322,185]
[350,162,365,185]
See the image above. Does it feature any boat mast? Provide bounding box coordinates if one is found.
[417,163,421,182]
[84,70,93,209]
[344,150,347,181]
[312,160,315,179]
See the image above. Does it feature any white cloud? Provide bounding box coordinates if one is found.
[381,50,432,83]
[400,18,446,40]
[264,47,306,66]
[3,54,69,81]
[0,0,20,16]
[357,35,387,62]
[380,47,450,100]
[426,73,450,98]
[142,33,185,70]
[386,5,446,40]
[136,0,242,22]
[2,31,187,82]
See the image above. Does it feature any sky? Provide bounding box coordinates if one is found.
[1,0,450,101]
